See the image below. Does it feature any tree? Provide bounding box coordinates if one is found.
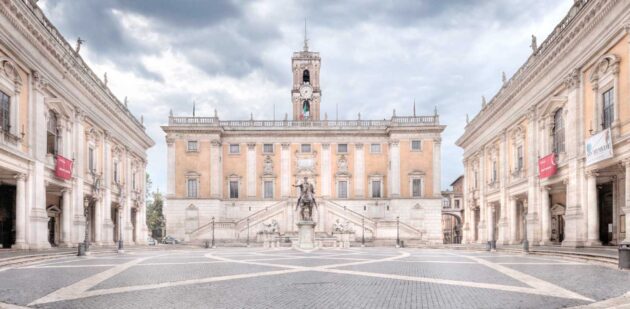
[146,190,165,238]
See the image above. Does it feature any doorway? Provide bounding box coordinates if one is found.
[598,182,614,245]
[0,185,15,248]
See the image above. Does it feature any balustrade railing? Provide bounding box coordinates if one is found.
[168,115,440,128]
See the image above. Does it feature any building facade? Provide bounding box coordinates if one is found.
[442,176,463,244]
[457,0,630,247]
[162,42,446,245]
[0,0,154,249]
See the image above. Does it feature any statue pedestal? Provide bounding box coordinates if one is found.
[333,232,354,248]
[262,232,280,248]
[296,221,317,250]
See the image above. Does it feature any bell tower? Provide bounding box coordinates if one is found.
[291,24,321,120]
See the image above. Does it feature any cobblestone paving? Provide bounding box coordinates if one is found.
[0,247,628,308]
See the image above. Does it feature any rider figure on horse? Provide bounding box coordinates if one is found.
[293,176,317,221]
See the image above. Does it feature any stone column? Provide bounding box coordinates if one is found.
[72,111,86,244]
[166,137,176,197]
[13,173,28,249]
[488,204,495,242]
[499,131,508,244]
[354,143,364,197]
[210,140,221,198]
[586,171,600,246]
[479,150,487,243]
[246,143,257,198]
[321,143,331,197]
[432,137,441,197]
[526,108,540,243]
[60,189,72,247]
[510,196,518,244]
[389,140,400,197]
[281,143,291,197]
[623,160,630,244]
[93,198,102,245]
[540,186,551,245]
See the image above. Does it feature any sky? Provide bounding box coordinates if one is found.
[39,0,573,193]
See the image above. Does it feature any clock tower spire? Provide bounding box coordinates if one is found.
[292,24,321,121]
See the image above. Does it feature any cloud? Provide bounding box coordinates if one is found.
[40,0,574,192]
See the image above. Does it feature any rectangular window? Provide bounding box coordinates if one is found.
[187,179,198,198]
[602,88,614,129]
[0,91,9,132]
[474,171,478,189]
[263,144,274,154]
[264,180,273,198]
[411,140,422,151]
[187,141,198,152]
[337,144,348,153]
[455,200,461,209]
[301,144,311,153]
[229,144,240,154]
[88,147,95,172]
[229,180,239,198]
[338,181,348,198]
[492,161,497,182]
[370,143,381,153]
[132,172,137,190]
[47,111,58,155]
[371,180,381,198]
[412,179,422,197]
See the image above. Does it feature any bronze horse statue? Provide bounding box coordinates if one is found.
[293,176,317,221]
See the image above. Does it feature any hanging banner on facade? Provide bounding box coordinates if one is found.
[55,155,73,180]
[538,153,557,179]
[585,128,613,166]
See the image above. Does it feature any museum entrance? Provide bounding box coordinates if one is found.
[550,204,566,244]
[0,185,15,248]
[598,182,614,245]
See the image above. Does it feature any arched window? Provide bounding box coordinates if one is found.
[552,108,565,154]
[302,69,310,83]
[47,111,58,155]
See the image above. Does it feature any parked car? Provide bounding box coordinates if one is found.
[147,237,157,246]
[162,236,179,244]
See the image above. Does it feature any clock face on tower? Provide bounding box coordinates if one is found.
[299,83,313,100]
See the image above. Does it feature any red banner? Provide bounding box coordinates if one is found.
[538,153,557,179]
[55,155,73,180]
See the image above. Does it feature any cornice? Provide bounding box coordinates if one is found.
[0,0,154,149]
[459,0,619,148]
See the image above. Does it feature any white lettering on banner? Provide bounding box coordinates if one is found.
[585,128,613,166]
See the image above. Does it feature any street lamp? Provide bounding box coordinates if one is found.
[396,216,400,248]
[211,216,216,248]
[78,196,90,256]
[116,182,125,254]
[361,216,365,247]
[246,218,250,247]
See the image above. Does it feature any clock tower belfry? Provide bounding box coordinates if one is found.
[292,28,321,120]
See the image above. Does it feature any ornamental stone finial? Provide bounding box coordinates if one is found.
[358,112,361,120]
[482,96,487,108]
[124,96,128,107]
[502,71,507,84]
[75,37,85,53]
[103,72,108,86]
[530,34,538,53]
[169,109,173,117]
[214,109,218,118]
[466,114,469,124]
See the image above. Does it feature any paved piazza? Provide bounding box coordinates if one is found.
[0,248,628,308]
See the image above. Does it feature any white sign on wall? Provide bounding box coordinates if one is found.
[585,128,613,166]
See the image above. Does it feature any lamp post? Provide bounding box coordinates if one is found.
[361,216,365,247]
[117,205,124,253]
[246,218,250,247]
[78,196,90,256]
[396,216,400,248]
[211,216,216,248]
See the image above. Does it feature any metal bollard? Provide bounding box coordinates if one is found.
[619,244,630,270]
[205,240,210,249]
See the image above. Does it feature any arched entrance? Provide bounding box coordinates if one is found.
[550,203,565,244]
[46,204,61,247]
[442,214,462,244]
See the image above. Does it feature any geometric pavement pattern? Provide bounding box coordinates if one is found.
[0,248,628,308]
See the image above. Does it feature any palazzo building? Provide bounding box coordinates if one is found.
[457,0,630,247]
[0,0,154,249]
[162,40,446,244]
